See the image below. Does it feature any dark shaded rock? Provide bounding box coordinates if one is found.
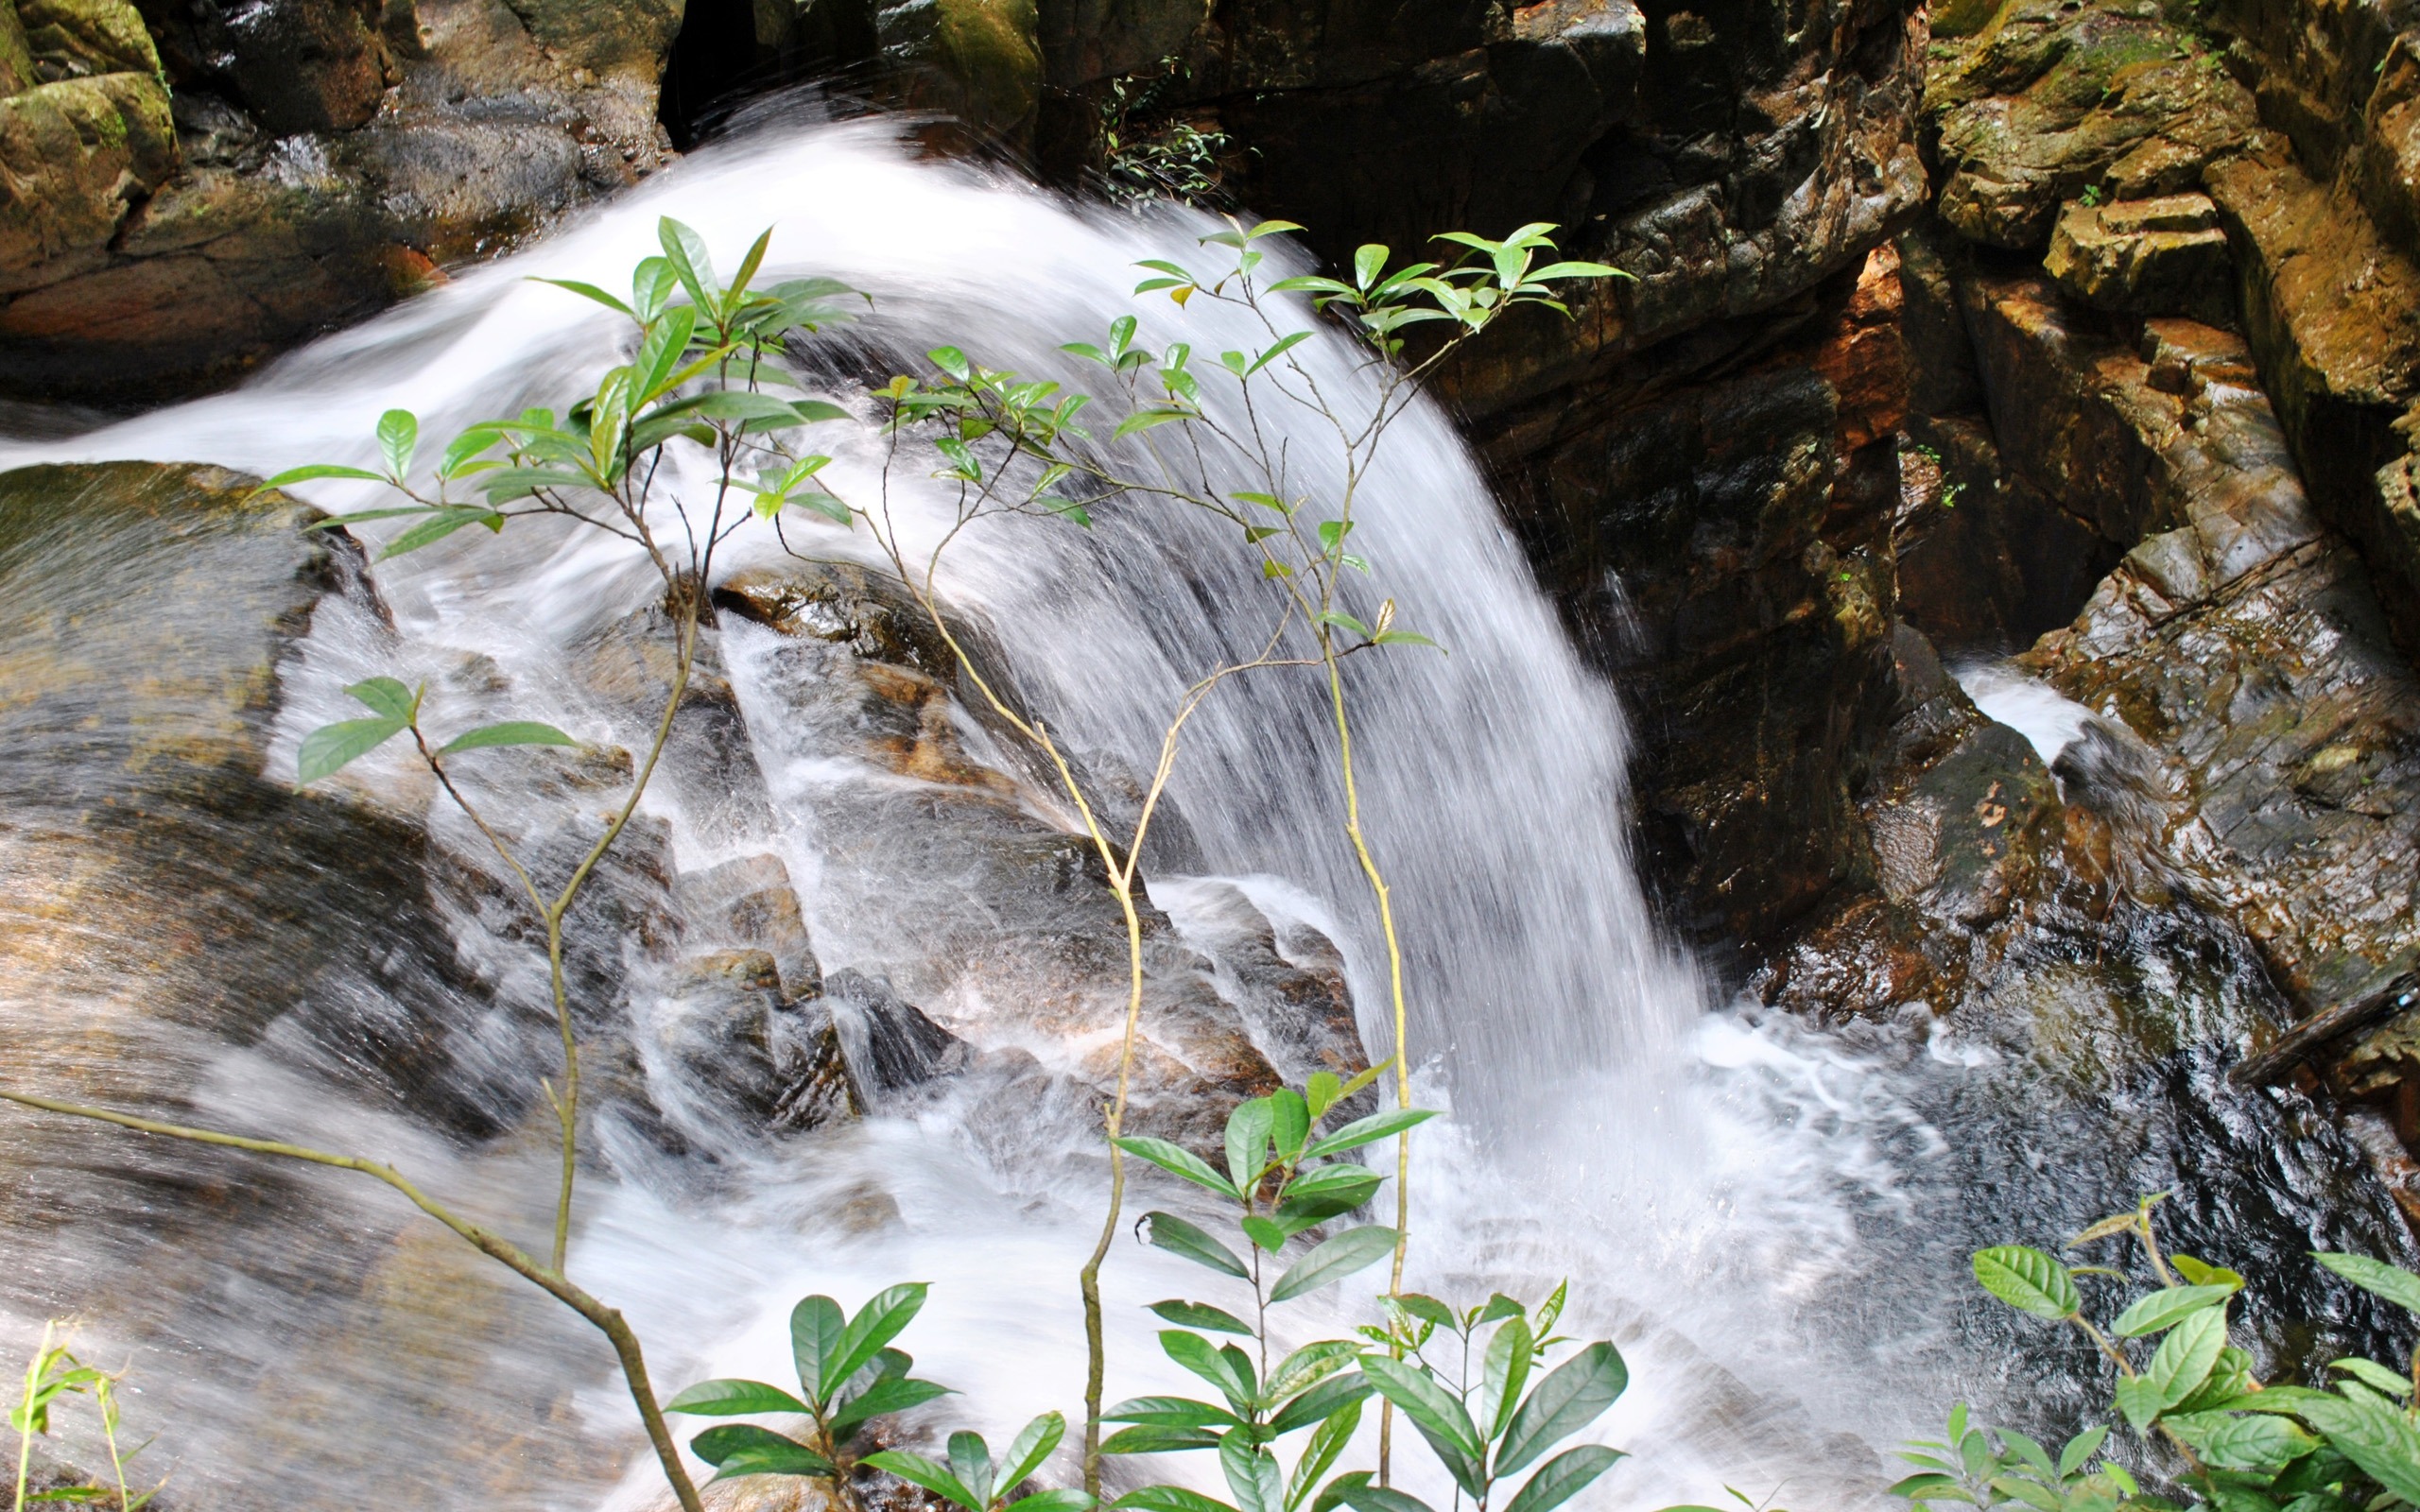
[822,967,973,1108]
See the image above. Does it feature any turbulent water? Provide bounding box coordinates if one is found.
[1,116,2411,1512]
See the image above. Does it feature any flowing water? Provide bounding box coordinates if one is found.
[1,117,2411,1512]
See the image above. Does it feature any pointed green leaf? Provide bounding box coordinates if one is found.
[379,507,505,559]
[256,462,389,492]
[1102,1426,1221,1454]
[2315,1252,2420,1316]
[1227,1096,1275,1194]
[1147,1300,1255,1335]
[1497,1342,1628,1476]
[1971,1247,2082,1320]
[997,1411,1065,1494]
[1502,1445,1624,1512]
[821,1283,928,1401]
[295,716,406,787]
[532,278,635,316]
[2113,1285,2235,1337]
[827,1373,951,1434]
[660,216,719,314]
[1304,1108,1435,1160]
[665,1378,813,1417]
[1009,1493,1096,1512]
[1359,1357,1483,1495]
[1114,1488,1237,1512]
[2146,1304,2228,1411]
[437,721,578,756]
[1333,1470,1437,1512]
[1101,1396,1245,1429]
[1268,1226,1397,1303]
[1140,1211,1251,1279]
[1161,1330,1256,1412]
[863,1451,981,1512]
[690,1424,834,1481]
[344,676,417,723]
[1222,1435,1284,1512]
[1113,1138,1244,1200]
[790,1295,845,1407]
[376,409,418,478]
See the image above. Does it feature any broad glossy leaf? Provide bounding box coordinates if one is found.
[1264,1341,1360,1408]
[2314,1252,2420,1316]
[1501,1444,1624,1512]
[791,1295,845,1407]
[2113,1285,2235,1338]
[2330,1358,2414,1397]
[345,676,417,723]
[1269,1090,1310,1162]
[531,278,634,316]
[1147,1300,1254,1335]
[1971,1247,2081,1320]
[295,715,406,787]
[1102,1426,1221,1455]
[1288,1400,1363,1512]
[998,1411,1066,1493]
[1114,1138,1243,1200]
[258,462,389,492]
[1265,1371,1372,1436]
[2113,1377,2165,1434]
[1101,1396,1244,1430]
[1247,333,1310,376]
[1008,1493,1097,1512]
[1305,1072,1342,1120]
[1113,408,1193,439]
[821,1284,929,1401]
[660,217,719,313]
[1483,1315,1537,1439]
[2164,1411,2317,1471]
[438,721,577,756]
[862,1450,979,1512]
[2058,1425,2109,1477]
[1304,1108,1435,1160]
[1389,1294,1458,1332]
[1241,1215,1287,1253]
[2290,1392,2420,1504]
[826,1373,950,1434]
[634,306,699,402]
[1526,261,1623,282]
[691,1424,832,1480]
[1268,1226,1396,1303]
[1140,1212,1251,1279]
[1222,1435,1284,1512]
[379,507,504,559]
[1114,1487,1237,1512]
[376,408,418,477]
[1162,1330,1256,1411]
[1497,1342,1628,1476]
[727,226,772,310]
[2146,1303,2228,1411]
[666,1378,813,1417]
[951,1430,995,1508]
[1359,1357,1483,1496]
[1333,1473,1437,1512]
[1276,1164,1381,1215]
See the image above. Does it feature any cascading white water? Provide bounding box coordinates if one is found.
[6,114,2404,1512]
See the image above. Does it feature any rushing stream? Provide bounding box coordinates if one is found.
[1,117,2411,1512]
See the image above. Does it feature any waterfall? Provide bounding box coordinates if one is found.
[2,115,2406,1512]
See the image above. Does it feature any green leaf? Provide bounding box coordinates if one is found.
[2114,1376,2165,1434]
[821,1284,928,1402]
[1359,1357,1484,1495]
[1305,1072,1343,1120]
[998,1411,1066,1494]
[343,676,417,723]
[2058,1425,2109,1476]
[660,216,720,315]
[863,1451,981,1512]
[1267,1370,1374,1436]
[928,346,973,381]
[1223,1435,1285,1512]
[790,1295,845,1408]
[375,409,418,478]
[1971,1247,2082,1320]
[1333,1472,1437,1512]
[1227,1096,1275,1194]
[2291,1393,2420,1503]
[2113,1285,2236,1337]
[1288,1400,1364,1512]
[665,1378,814,1417]
[1482,1316,1537,1440]
[1305,1108,1436,1160]
[1162,1331,1257,1413]
[634,306,700,402]
[257,462,390,494]
[1525,261,1623,282]
[1114,408,1194,440]
[379,507,505,559]
[1268,1226,1397,1303]
[1102,1426,1222,1455]
[1389,1294,1458,1332]
[531,277,634,316]
[2314,1253,2420,1316]
[1141,1211,1252,1280]
[1113,1487,1236,1512]
[2164,1411,2318,1471]
[1497,1342,1629,1476]
[295,716,406,787]
[2171,1255,2247,1291]
[1009,1493,1097,1512]
[1316,611,1371,641]
[1248,333,1311,375]
[1269,1090,1311,1162]
[727,226,772,311]
[951,1430,995,1508]
[827,1374,951,1434]
[691,1424,834,1481]
[1147,1300,1255,1335]
[1101,1395,1245,1430]
[1241,1215,1288,1252]
[1280,1164,1383,1210]
[1265,1341,1361,1408]
[2329,1358,2414,1397]
[1114,1138,1244,1201]
[437,721,577,756]
[2146,1303,2228,1412]
[1502,1445,1624,1512]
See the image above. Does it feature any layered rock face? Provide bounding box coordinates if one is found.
[0,0,676,401]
